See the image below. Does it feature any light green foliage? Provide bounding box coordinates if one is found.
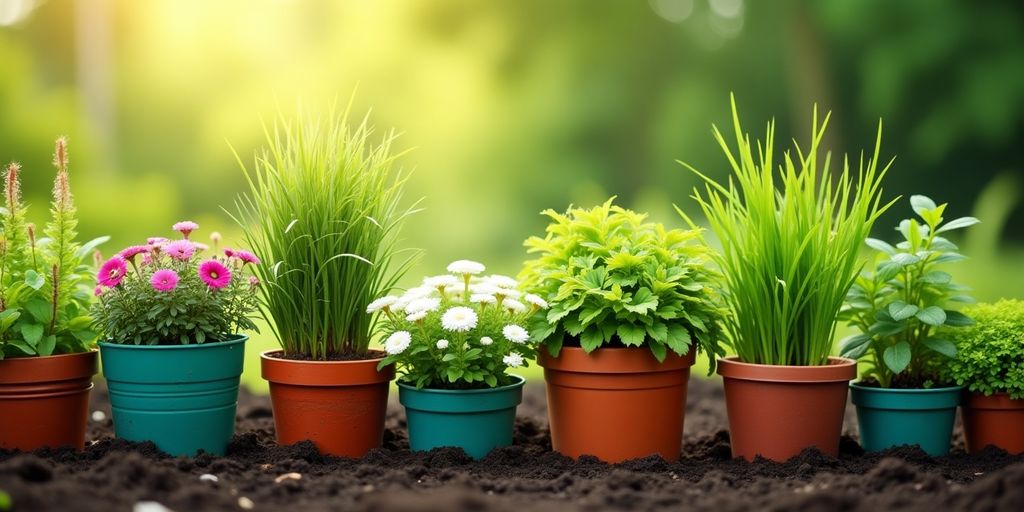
[840,196,977,387]
[374,264,540,389]
[0,140,108,359]
[520,198,725,366]
[233,100,420,359]
[940,300,1024,399]
[685,96,894,366]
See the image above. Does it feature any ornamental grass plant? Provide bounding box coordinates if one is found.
[684,96,895,366]
[233,103,420,359]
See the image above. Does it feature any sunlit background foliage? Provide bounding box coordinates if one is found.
[1,0,1021,388]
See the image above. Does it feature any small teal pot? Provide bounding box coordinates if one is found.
[99,335,247,456]
[398,375,525,459]
[850,382,962,455]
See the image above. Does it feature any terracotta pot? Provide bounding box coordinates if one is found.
[539,346,696,462]
[261,350,394,457]
[718,356,856,461]
[962,392,1024,454]
[0,350,97,451]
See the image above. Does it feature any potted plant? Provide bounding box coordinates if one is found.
[0,139,107,451]
[93,224,260,456]
[941,299,1024,454]
[234,106,420,458]
[369,260,542,458]
[520,198,725,462]
[838,196,976,455]
[685,97,894,461]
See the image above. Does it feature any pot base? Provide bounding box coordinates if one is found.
[962,392,1024,455]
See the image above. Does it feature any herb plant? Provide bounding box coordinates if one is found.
[233,104,420,359]
[520,198,726,365]
[0,139,108,359]
[684,96,894,366]
[372,260,543,389]
[92,223,260,345]
[839,196,977,387]
[941,299,1024,399]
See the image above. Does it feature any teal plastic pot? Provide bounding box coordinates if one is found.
[398,375,525,459]
[850,382,962,455]
[99,335,247,456]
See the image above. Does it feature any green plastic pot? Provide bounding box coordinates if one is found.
[398,375,525,459]
[99,335,247,456]
[850,382,962,455]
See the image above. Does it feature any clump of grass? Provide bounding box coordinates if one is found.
[681,95,895,366]
[233,101,420,359]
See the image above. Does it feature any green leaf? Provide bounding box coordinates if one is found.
[648,340,667,362]
[922,338,956,358]
[869,321,905,337]
[910,195,937,216]
[622,287,658,314]
[24,270,45,291]
[891,252,920,266]
[876,261,903,281]
[935,216,980,234]
[664,324,691,354]
[616,323,646,346]
[888,301,919,321]
[37,335,57,356]
[21,324,44,347]
[920,271,952,284]
[0,309,21,331]
[8,339,36,355]
[943,310,974,327]
[838,333,872,359]
[646,322,668,343]
[579,326,604,352]
[915,306,947,326]
[25,299,53,324]
[865,238,898,256]
[883,342,912,374]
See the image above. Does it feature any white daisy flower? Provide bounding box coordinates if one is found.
[447,260,486,275]
[502,352,524,368]
[423,275,461,290]
[405,297,441,315]
[502,324,530,344]
[366,296,398,314]
[384,331,412,355]
[495,288,521,299]
[394,287,435,311]
[435,339,449,350]
[470,283,501,296]
[524,294,548,309]
[480,336,494,346]
[441,306,478,332]
[470,294,497,304]
[406,310,427,322]
[485,274,519,289]
[504,299,527,313]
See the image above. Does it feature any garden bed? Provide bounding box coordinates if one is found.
[2,379,1023,512]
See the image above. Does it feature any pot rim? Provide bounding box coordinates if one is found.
[717,355,856,383]
[850,382,964,394]
[396,374,526,395]
[258,348,387,365]
[0,349,98,384]
[539,345,696,374]
[260,348,395,386]
[963,390,1024,410]
[98,333,248,350]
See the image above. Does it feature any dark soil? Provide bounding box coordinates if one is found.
[2,379,1024,511]
[267,349,386,361]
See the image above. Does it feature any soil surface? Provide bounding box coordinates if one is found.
[2,379,1024,511]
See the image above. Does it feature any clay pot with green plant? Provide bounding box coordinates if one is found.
[685,96,894,461]
[520,199,726,463]
[235,104,420,458]
[838,196,977,455]
[93,223,260,456]
[941,299,1024,454]
[369,260,543,458]
[0,139,108,452]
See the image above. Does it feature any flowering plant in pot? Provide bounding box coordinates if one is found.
[234,105,420,457]
[520,198,725,462]
[93,223,259,456]
[0,139,108,451]
[685,96,894,461]
[369,260,543,458]
[941,299,1024,454]
[838,196,976,455]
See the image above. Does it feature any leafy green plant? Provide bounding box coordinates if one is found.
[519,198,726,365]
[372,260,542,389]
[233,102,420,359]
[941,299,1024,399]
[0,138,108,359]
[683,96,894,366]
[92,223,260,345]
[839,196,977,387]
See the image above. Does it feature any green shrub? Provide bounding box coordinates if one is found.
[941,299,1024,399]
[520,198,726,365]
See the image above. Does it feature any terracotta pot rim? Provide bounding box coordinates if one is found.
[98,334,248,350]
[717,356,855,383]
[539,345,696,373]
[259,348,387,364]
[0,349,98,384]
[261,349,394,386]
[396,374,525,395]
[964,391,1024,410]
[850,382,964,394]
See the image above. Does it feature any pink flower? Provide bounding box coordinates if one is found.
[94,286,105,297]
[97,256,127,287]
[147,237,170,247]
[193,242,209,251]
[150,269,179,292]
[119,245,150,262]
[164,240,196,261]
[140,253,153,266]
[224,248,235,258]
[248,275,260,288]
[173,221,199,239]
[198,259,231,289]
[229,249,261,266]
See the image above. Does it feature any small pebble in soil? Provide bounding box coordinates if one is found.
[274,472,302,484]
[133,502,174,512]
[361,484,374,493]
[199,474,219,483]
[238,497,254,510]
[91,411,106,422]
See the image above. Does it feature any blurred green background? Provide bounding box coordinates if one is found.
[1,0,1022,391]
